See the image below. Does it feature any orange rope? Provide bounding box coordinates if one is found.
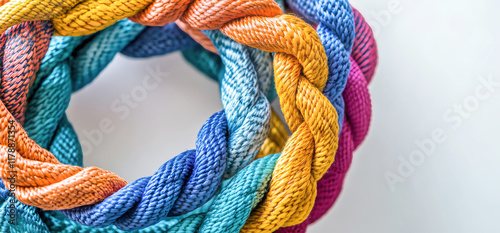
[176,20,219,54]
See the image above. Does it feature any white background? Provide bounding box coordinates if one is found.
[66,0,500,232]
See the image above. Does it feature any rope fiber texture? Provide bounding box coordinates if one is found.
[277,7,378,232]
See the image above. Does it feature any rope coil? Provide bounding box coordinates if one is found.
[0,0,335,231]
[0,0,379,232]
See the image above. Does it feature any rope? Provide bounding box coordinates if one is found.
[0,0,283,36]
[39,153,282,233]
[0,2,332,232]
[0,20,53,233]
[177,6,377,232]
[62,27,275,230]
[45,26,288,231]
[1,1,330,226]
[0,20,277,233]
[0,0,361,232]
[0,21,53,125]
[177,2,357,230]
[29,57,374,232]
[94,5,374,231]
[0,22,320,233]
[277,8,378,232]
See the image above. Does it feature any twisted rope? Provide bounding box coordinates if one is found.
[277,8,378,232]
[174,4,376,231]
[0,0,332,232]
[0,0,281,36]
[1,4,332,233]
[0,20,53,233]
[176,8,376,231]
[72,0,356,230]
[45,26,286,232]
[0,1,363,233]
[61,25,275,230]
[70,6,375,231]
[39,153,282,233]
[31,18,376,229]
[27,23,374,230]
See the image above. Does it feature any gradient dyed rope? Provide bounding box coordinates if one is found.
[76,6,374,231]
[22,35,374,233]
[0,20,277,232]
[171,5,351,232]
[1,5,335,233]
[0,0,360,232]
[1,2,336,233]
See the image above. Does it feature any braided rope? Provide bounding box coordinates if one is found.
[278,9,378,232]
[0,6,376,233]
[107,6,374,232]
[38,153,282,233]
[1,4,333,233]
[0,0,376,232]
[276,5,377,232]
[62,27,274,230]
[0,22,53,125]
[170,2,354,230]
[0,21,286,233]
[27,8,376,230]
[27,31,375,233]
[0,0,281,36]
[109,1,360,231]
[46,27,288,233]
[174,3,375,231]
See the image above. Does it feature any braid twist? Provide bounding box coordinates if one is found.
[277,7,378,232]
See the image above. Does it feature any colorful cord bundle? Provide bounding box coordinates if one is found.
[0,0,377,232]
